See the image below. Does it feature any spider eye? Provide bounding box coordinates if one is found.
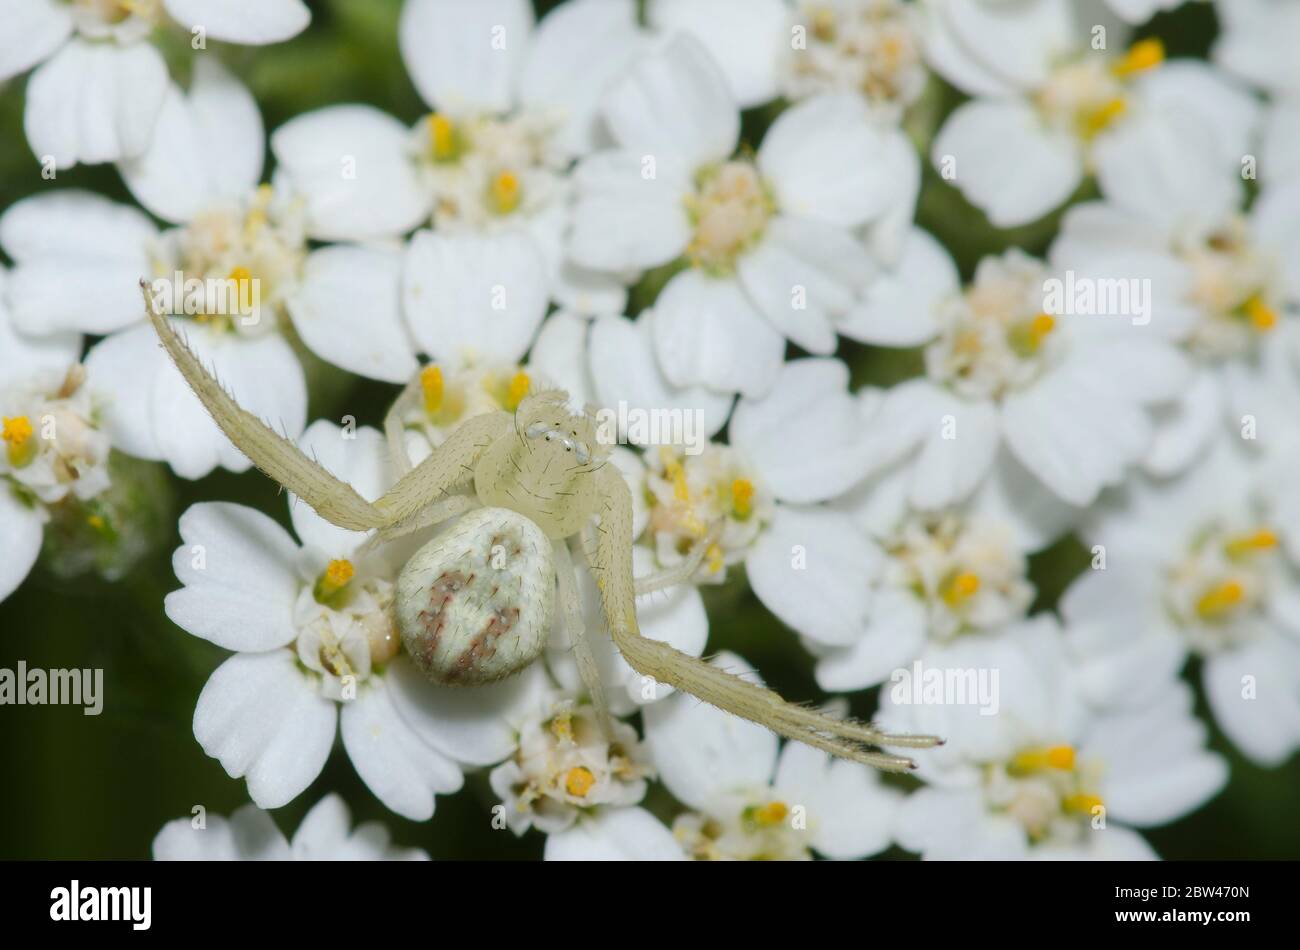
[574,441,590,464]
[525,422,547,440]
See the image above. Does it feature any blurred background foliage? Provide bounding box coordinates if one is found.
[1,0,1296,860]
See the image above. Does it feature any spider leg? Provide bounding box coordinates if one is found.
[356,494,478,554]
[372,410,512,525]
[382,373,423,478]
[553,536,612,738]
[634,519,723,595]
[590,467,942,772]
[143,281,384,531]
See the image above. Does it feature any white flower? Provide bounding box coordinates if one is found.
[489,694,653,836]
[162,421,556,817]
[543,806,685,861]
[0,354,114,601]
[1051,176,1300,475]
[270,0,643,377]
[883,617,1227,859]
[152,794,428,861]
[648,0,927,116]
[644,652,901,860]
[924,0,1255,226]
[843,232,1191,507]
[569,35,915,398]
[793,459,1060,692]
[1,62,308,479]
[0,0,308,169]
[1062,439,1300,766]
[1212,0,1300,96]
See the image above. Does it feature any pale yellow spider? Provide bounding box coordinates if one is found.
[142,284,940,771]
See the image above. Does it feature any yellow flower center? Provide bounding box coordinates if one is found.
[564,766,596,798]
[1243,294,1278,333]
[489,171,522,216]
[1196,579,1245,619]
[1111,38,1165,79]
[428,113,460,162]
[2,415,36,467]
[314,559,355,606]
[421,365,444,414]
[731,478,755,519]
[1225,529,1278,559]
[1011,744,1077,773]
[940,571,981,606]
[751,801,789,827]
[503,371,530,412]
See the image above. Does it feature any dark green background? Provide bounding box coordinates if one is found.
[1,0,1295,860]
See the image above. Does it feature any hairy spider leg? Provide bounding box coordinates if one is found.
[590,466,942,772]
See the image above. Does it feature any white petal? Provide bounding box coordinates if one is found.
[341,681,464,822]
[164,502,301,652]
[812,588,928,692]
[941,0,1073,90]
[164,0,310,44]
[1093,110,1242,233]
[601,34,739,169]
[932,98,1082,228]
[1002,342,1176,506]
[271,106,431,241]
[773,741,900,859]
[736,216,874,355]
[82,325,164,461]
[193,651,337,809]
[1,190,155,335]
[730,357,879,501]
[527,310,595,405]
[651,270,786,399]
[759,93,898,227]
[152,805,290,860]
[0,486,44,604]
[385,655,549,766]
[895,386,999,510]
[745,505,877,646]
[148,322,307,479]
[290,421,391,557]
[0,292,80,388]
[1143,367,1222,477]
[642,652,777,811]
[1204,639,1300,768]
[544,806,684,861]
[568,148,692,272]
[839,226,956,346]
[287,243,418,383]
[518,0,645,157]
[0,0,70,82]
[402,230,548,366]
[25,39,168,168]
[919,0,1020,98]
[646,0,784,108]
[398,0,533,114]
[587,313,733,444]
[118,58,264,223]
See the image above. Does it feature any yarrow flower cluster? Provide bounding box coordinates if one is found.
[1,0,1296,863]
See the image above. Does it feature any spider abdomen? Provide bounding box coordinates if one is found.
[395,507,554,686]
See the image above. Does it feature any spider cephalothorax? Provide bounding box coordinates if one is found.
[143,282,940,770]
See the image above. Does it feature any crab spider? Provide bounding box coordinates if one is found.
[141,283,940,771]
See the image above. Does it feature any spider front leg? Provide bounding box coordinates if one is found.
[382,372,424,478]
[144,283,384,531]
[634,520,723,596]
[553,536,612,737]
[589,467,942,772]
